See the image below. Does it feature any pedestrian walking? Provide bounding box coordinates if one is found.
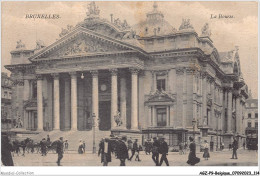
[56,137,64,166]
[20,140,26,156]
[47,135,50,143]
[243,142,246,150]
[152,137,160,166]
[179,142,184,155]
[229,143,232,150]
[98,138,112,166]
[78,140,84,154]
[127,137,133,160]
[187,136,200,166]
[1,134,14,166]
[158,136,169,166]
[83,141,86,153]
[129,139,141,161]
[40,138,47,156]
[117,136,129,166]
[64,140,69,153]
[231,137,238,159]
[203,140,210,160]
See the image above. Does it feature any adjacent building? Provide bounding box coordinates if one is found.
[4,2,249,150]
[1,72,13,130]
[244,97,258,138]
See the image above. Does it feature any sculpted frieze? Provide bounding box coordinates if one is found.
[49,36,124,58]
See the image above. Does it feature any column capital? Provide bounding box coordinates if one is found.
[129,67,139,75]
[90,70,99,77]
[69,71,77,76]
[36,74,43,80]
[51,73,59,79]
[109,68,118,76]
[176,67,185,75]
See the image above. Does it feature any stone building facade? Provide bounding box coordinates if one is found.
[1,72,13,130]
[244,98,258,137]
[5,2,249,150]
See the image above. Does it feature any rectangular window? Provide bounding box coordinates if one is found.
[157,108,166,127]
[248,113,251,118]
[156,79,166,91]
[255,122,258,129]
[248,122,252,128]
[255,113,258,118]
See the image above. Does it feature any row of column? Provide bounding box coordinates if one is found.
[36,68,140,131]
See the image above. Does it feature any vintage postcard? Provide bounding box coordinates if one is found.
[1,1,259,175]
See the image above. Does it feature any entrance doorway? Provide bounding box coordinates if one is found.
[99,101,111,131]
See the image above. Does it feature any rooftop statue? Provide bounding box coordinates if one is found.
[86,2,100,18]
[179,19,194,30]
[201,23,211,37]
[35,40,46,50]
[59,24,73,38]
[16,40,26,49]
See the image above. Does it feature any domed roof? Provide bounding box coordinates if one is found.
[133,2,175,37]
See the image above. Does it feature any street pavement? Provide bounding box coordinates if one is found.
[10,149,258,166]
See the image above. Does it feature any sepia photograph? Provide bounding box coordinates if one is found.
[1,0,259,175]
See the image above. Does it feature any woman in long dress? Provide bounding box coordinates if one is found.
[187,136,200,166]
[203,140,210,160]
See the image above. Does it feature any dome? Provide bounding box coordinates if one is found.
[133,2,175,37]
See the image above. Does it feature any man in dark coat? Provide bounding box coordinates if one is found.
[117,136,129,166]
[152,137,160,166]
[56,137,64,166]
[159,137,169,166]
[231,137,238,159]
[40,138,47,156]
[20,140,26,156]
[1,134,14,166]
[129,139,141,161]
[98,138,112,166]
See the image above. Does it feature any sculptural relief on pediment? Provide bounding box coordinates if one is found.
[49,36,129,58]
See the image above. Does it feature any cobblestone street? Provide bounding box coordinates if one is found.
[9,149,258,166]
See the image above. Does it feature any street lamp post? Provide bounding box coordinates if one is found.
[192,118,196,139]
[92,113,96,154]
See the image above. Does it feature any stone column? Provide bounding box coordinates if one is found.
[91,70,99,128]
[236,96,240,134]
[110,69,118,129]
[227,89,233,133]
[64,77,71,130]
[23,79,30,129]
[36,75,43,130]
[52,73,60,130]
[70,72,78,131]
[120,74,127,129]
[202,72,207,124]
[130,68,139,130]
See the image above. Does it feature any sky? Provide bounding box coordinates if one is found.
[1,1,258,98]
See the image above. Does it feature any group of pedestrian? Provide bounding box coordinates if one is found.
[151,136,169,166]
[78,140,86,154]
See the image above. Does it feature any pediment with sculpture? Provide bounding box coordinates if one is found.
[49,36,126,58]
[145,90,176,103]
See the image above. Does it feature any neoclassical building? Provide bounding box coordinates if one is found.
[5,2,249,150]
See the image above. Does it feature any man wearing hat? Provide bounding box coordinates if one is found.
[56,137,64,166]
[117,136,129,166]
[158,135,169,166]
[40,138,47,156]
[152,137,160,166]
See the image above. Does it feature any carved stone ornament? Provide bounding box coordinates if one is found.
[148,89,176,102]
[52,37,120,58]
[90,70,98,77]
[179,19,194,30]
[114,111,122,127]
[129,68,139,75]
[35,40,46,50]
[201,23,211,37]
[16,40,26,49]
[86,2,100,19]
[59,25,74,38]
[110,68,118,76]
